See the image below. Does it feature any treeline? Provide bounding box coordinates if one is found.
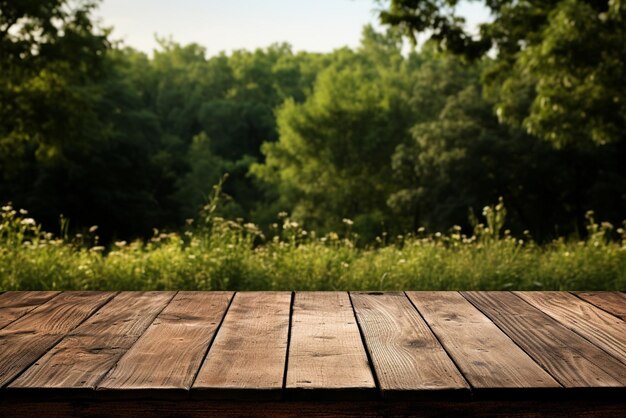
[1,1,625,243]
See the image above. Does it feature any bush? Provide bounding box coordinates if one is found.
[1,201,624,291]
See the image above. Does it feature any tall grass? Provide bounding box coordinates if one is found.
[1,201,625,291]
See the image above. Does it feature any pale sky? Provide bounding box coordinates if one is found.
[96,0,490,56]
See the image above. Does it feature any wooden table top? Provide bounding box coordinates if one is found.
[0,291,625,411]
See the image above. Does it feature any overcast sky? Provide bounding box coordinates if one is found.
[96,0,490,56]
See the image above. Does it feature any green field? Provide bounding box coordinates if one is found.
[2,203,624,291]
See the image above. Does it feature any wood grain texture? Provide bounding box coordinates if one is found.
[10,292,175,389]
[515,291,626,364]
[350,292,468,398]
[573,292,626,321]
[463,292,626,387]
[286,292,375,397]
[193,292,291,398]
[99,291,233,390]
[0,292,60,329]
[0,292,114,387]
[407,291,559,390]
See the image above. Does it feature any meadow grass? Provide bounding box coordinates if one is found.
[1,203,625,291]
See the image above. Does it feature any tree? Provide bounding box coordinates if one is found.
[252,27,416,237]
[0,0,109,159]
[380,0,626,148]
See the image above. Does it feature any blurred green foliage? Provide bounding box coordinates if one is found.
[1,0,625,252]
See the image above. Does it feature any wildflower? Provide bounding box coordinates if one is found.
[19,209,28,215]
[278,211,288,218]
[185,218,194,225]
[114,241,127,247]
[342,218,354,226]
[398,258,406,264]
[90,246,105,252]
[1,205,11,211]
[328,232,339,240]
[417,227,425,233]
[20,218,36,226]
[89,225,98,233]
[244,222,256,229]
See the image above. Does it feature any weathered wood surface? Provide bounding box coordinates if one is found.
[193,292,291,398]
[0,292,114,387]
[11,292,174,389]
[0,290,625,416]
[0,291,59,329]
[573,291,626,320]
[286,292,375,397]
[463,291,626,386]
[351,292,469,397]
[100,291,232,390]
[516,291,626,363]
[407,291,559,391]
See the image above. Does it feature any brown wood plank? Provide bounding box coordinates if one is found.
[516,292,626,364]
[350,292,468,398]
[573,292,626,321]
[10,292,175,389]
[0,291,115,387]
[463,292,626,387]
[0,292,60,329]
[99,291,233,390]
[286,292,375,397]
[407,291,559,390]
[193,292,291,398]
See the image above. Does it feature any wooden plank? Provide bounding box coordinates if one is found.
[516,292,626,363]
[0,291,114,387]
[573,292,626,321]
[10,292,175,389]
[286,292,375,397]
[350,292,468,398]
[463,292,626,387]
[193,292,291,398]
[407,292,559,390]
[99,292,233,390]
[0,292,60,329]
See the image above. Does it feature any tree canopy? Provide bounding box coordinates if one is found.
[1,0,624,243]
[380,0,626,147]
